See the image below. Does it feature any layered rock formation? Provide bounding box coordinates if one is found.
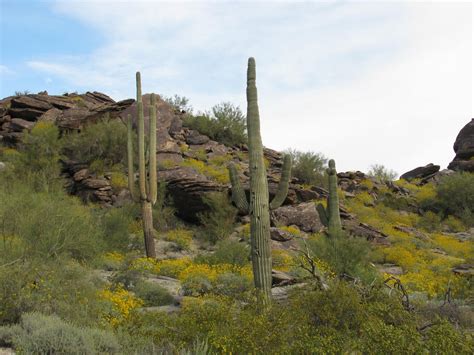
[448,118,474,172]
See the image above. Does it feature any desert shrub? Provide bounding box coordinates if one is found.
[183,102,246,146]
[0,259,104,326]
[0,185,103,262]
[307,233,376,282]
[213,272,253,297]
[286,149,328,187]
[443,215,466,232]
[155,258,192,278]
[0,312,120,354]
[99,203,141,252]
[181,158,229,184]
[423,318,474,354]
[417,211,442,232]
[98,284,143,327]
[195,239,250,266]
[181,276,214,296]
[133,281,174,306]
[1,122,63,192]
[367,164,398,182]
[163,94,193,113]
[153,181,181,231]
[164,229,193,251]
[63,119,129,172]
[198,193,237,244]
[435,172,474,226]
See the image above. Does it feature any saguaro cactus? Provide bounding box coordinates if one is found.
[316,159,343,238]
[228,58,292,306]
[127,72,157,258]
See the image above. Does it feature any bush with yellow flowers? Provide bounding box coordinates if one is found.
[98,284,143,328]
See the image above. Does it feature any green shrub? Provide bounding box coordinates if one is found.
[63,119,129,173]
[198,193,237,244]
[0,184,103,262]
[181,276,213,296]
[100,203,141,252]
[368,164,398,183]
[0,259,104,325]
[417,211,442,232]
[424,319,474,354]
[307,233,376,282]
[183,102,246,146]
[163,94,193,113]
[195,239,250,266]
[286,149,327,187]
[0,312,120,354]
[214,272,253,297]
[164,229,193,251]
[134,281,174,307]
[435,172,474,227]
[1,122,63,192]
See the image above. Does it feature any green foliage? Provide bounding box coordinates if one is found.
[0,312,120,354]
[182,276,213,296]
[198,193,237,244]
[183,102,246,146]
[307,233,376,282]
[368,164,398,182]
[195,239,250,267]
[99,203,141,252]
[286,149,327,186]
[0,259,104,325]
[416,211,442,232]
[163,94,193,113]
[423,319,474,354]
[164,229,193,251]
[63,119,128,173]
[2,122,63,192]
[133,281,174,307]
[0,184,103,262]
[435,172,474,227]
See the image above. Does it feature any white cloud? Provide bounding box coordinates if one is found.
[28,1,472,174]
[0,65,14,75]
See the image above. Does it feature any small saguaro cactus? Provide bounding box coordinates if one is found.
[126,72,157,258]
[316,159,343,238]
[228,57,292,307]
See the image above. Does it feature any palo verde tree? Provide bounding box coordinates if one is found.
[127,72,157,258]
[316,159,343,238]
[228,58,292,307]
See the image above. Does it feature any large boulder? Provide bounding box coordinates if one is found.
[400,163,440,181]
[448,118,474,172]
[272,202,323,233]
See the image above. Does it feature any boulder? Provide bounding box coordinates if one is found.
[272,202,323,233]
[8,107,45,121]
[400,163,440,181]
[272,269,296,286]
[11,96,53,111]
[270,227,294,242]
[158,167,225,223]
[10,118,34,131]
[186,130,210,145]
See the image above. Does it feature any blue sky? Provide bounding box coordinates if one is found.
[0,0,472,174]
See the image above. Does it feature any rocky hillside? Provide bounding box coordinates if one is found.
[1,91,473,353]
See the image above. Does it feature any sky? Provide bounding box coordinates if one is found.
[0,0,472,175]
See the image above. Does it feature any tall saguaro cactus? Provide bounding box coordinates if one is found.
[127,72,157,258]
[316,159,343,238]
[228,58,292,306]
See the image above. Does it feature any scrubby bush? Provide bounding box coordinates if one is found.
[286,149,327,187]
[99,203,141,252]
[0,184,103,262]
[435,172,474,227]
[417,211,442,232]
[1,122,63,192]
[307,233,376,282]
[164,229,193,251]
[0,312,120,354]
[198,193,237,244]
[133,281,174,307]
[195,239,250,266]
[0,259,104,325]
[163,94,193,113]
[183,102,246,146]
[368,164,398,182]
[63,119,129,173]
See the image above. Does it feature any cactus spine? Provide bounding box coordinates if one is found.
[127,72,157,258]
[228,58,292,307]
[316,159,343,238]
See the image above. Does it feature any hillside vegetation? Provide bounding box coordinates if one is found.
[0,77,473,353]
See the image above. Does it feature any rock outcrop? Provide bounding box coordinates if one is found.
[448,118,474,172]
[400,163,440,181]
